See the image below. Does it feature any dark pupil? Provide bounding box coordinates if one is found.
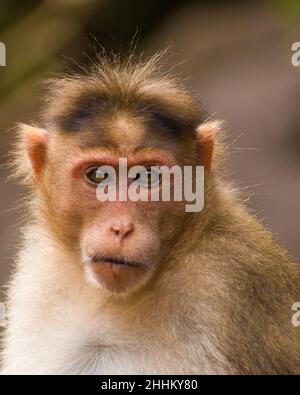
[89,170,108,183]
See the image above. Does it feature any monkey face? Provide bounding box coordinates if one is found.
[33,114,196,295]
[20,66,212,295]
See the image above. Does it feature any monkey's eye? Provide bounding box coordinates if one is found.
[85,167,113,187]
[136,168,161,189]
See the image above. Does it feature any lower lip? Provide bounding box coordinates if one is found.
[88,260,147,282]
[86,258,149,293]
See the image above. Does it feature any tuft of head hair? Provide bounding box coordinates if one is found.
[40,51,205,132]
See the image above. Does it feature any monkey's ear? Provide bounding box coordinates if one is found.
[20,124,49,177]
[196,120,222,171]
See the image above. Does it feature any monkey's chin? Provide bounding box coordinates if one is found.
[84,261,150,294]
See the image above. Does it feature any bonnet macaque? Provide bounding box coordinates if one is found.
[1,54,300,374]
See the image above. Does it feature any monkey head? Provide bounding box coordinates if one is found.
[18,57,217,294]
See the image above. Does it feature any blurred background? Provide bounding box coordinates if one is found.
[0,0,299,292]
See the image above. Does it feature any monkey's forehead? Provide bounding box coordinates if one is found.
[40,69,206,137]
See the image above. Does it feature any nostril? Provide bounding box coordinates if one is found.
[111,223,134,239]
[123,226,134,238]
[111,226,120,236]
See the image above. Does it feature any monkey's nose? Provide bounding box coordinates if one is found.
[110,221,134,240]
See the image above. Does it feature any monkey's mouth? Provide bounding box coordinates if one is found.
[91,255,146,268]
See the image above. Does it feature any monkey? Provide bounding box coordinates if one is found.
[1,53,300,375]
